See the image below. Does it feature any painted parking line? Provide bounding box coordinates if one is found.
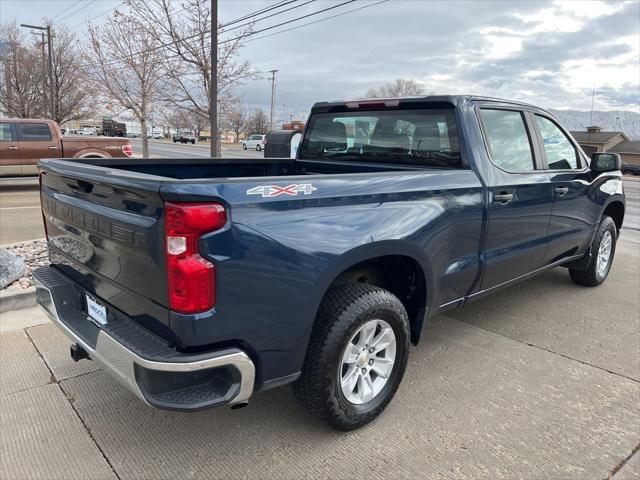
[0,206,41,210]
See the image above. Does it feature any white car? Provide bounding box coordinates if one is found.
[243,134,266,151]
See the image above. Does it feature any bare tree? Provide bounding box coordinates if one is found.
[164,108,208,138]
[365,78,426,98]
[226,104,247,143]
[86,12,163,156]
[124,0,257,155]
[49,26,92,124]
[0,23,45,118]
[246,108,269,135]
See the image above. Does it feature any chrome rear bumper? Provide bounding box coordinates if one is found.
[33,267,255,411]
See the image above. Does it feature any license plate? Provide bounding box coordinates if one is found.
[86,294,107,326]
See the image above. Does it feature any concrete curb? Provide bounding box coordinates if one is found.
[0,286,37,313]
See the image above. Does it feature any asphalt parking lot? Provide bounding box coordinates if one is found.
[1,232,638,479]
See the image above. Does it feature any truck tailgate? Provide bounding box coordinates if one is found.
[39,162,169,325]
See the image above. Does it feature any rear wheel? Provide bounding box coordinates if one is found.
[242,144,247,150]
[256,144,261,151]
[569,215,617,286]
[293,283,410,431]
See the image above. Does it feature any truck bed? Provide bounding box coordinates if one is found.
[49,156,439,180]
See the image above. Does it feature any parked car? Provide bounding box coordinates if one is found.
[33,95,624,431]
[243,134,266,151]
[146,128,163,139]
[172,132,197,144]
[0,118,133,176]
[621,162,640,175]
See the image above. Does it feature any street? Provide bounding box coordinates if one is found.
[1,235,638,479]
[129,138,265,159]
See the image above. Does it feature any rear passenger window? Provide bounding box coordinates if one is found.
[17,123,52,141]
[535,115,579,169]
[0,123,12,141]
[479,109,535,172]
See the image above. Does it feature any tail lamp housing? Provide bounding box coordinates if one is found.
[122,144,133,157]
[164,202,226,314]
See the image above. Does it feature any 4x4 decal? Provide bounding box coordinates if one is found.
[247,184,317,198]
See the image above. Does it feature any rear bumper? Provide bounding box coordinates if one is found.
[33,266,255,411]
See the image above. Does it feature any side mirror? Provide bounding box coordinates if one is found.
[591,152,621,173]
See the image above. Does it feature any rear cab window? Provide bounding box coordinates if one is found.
[17,123,52,141]
[0,123,13,141]
[478,109,535,172]
[298,107,463,169]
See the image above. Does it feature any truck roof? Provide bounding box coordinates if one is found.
[311,95,546,113]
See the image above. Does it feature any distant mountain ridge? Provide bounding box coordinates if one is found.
[549,109,639,140]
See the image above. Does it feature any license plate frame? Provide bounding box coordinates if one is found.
[85,294,107,326]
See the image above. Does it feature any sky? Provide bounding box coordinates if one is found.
[1,0,639,121]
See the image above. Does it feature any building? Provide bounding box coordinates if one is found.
[608,140,640,167]
[282,120,305,131]
[569,126,629,156]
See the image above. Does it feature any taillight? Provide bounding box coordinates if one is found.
[122,144,133,157]
[164,202,226,314]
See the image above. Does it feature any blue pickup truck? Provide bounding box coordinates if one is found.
[34,95,625,430]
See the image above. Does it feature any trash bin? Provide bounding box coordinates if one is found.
[264,129,303,158]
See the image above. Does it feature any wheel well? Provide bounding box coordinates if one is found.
[603,202,624,231]
[328,255,427,344]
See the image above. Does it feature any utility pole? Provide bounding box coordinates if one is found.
[46,25,54,120]
[268,69,278,131]
[20,23,54,118]
[39,32,47,116]
[210,0,219,157]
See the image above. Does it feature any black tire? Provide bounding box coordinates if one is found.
[256,145,261,151]
[569,215,617,287]
[242,144,247,150]
[293,283,410,431]
[191,140,195,144]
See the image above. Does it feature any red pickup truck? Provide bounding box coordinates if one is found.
[0,118,133,176]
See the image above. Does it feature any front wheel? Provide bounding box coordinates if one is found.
[256,144,261,151]
[293,283,410,431]
[569,215,617,286]
[242,144,247,150]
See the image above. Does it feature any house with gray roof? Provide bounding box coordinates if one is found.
[570,126,629,155]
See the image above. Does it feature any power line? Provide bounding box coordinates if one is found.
[56,0,99,24]
[51,0,83,21]
[219,0,357,44]
[68,1,126,30]
[243,0,389,44]
[220,0,296,29]
[219,0,317,34]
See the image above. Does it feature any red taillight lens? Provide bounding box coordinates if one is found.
[122,144,133,157]
[164,202,226,314]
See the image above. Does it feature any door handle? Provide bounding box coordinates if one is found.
[8,145,17,150]
[48,146,58,150]
[554,186,569,197]
[493,191,514,204]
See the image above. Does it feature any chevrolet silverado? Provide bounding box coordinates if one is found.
[33,95,625,430]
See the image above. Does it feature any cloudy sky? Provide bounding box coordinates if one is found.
[1,0,638,120]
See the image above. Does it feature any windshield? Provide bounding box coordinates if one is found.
[298,108,463,168]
